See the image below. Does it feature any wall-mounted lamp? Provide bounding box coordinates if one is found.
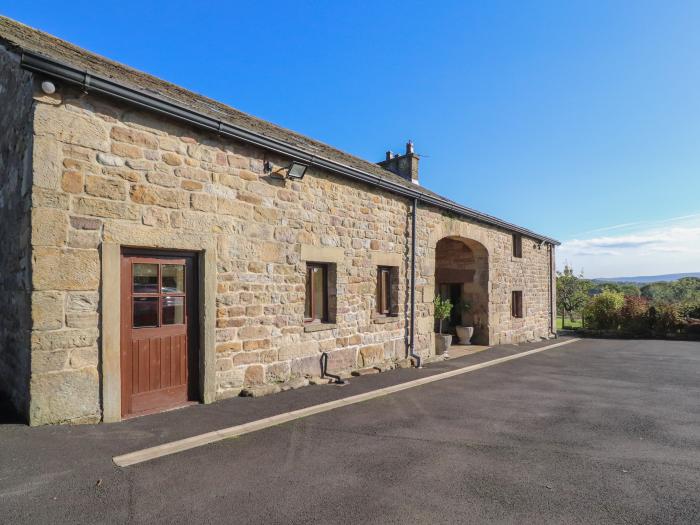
[41,80,56,95]
[287,161,308,180]
[263,160,309,180]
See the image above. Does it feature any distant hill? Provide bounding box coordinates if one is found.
[594,272,700,284]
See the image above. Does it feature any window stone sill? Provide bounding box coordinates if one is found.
[372,316,399,324]
[304,323,337,333]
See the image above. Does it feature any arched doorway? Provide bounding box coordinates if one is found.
[434,237,489,344]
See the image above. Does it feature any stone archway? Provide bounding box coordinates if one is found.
[434,236,489,344]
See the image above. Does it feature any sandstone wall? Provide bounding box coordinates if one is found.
[417,209,554,347]
[27,84,554,424]
[0,44,34,419]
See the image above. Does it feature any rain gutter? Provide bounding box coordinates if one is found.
[21,50,560,246]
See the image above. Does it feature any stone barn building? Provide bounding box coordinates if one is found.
[0,17,559,426]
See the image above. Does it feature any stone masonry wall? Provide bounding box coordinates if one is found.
[0,44,34,419]
[417,209,554,347]
[27,84,554,424]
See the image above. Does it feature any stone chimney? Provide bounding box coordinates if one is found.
[377,140,419,185]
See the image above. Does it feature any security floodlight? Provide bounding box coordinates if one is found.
[287,162,308,180]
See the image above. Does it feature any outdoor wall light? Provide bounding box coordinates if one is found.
[264,160,309,180]
[287,161,308,180]
[41,80,56,95]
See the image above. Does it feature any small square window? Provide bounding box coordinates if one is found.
[161,264,184,293]
[133,263,158,293]
[133,297,159,327]
[512,234,523,258]
[512,291,523,318]
[162,296,185,325]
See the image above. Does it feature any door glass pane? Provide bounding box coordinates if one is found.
[133,263,158,293]
[312,267,325,320]
[162,296,184,325]
[162,264,184,294]
[133,297,158,327]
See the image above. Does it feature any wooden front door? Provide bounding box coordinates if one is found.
[120,251,199,418]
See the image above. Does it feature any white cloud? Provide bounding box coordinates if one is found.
[557,214,700,278]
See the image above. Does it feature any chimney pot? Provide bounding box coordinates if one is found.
[377,141,420,185]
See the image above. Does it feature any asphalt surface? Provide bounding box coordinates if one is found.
[1,338,699,524]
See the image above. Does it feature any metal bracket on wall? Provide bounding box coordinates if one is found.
[320,352,346,385]
[83,71,91,93]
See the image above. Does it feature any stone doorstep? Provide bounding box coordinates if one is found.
[441,344,491,360]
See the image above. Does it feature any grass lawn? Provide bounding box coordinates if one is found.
[557,316,583,330]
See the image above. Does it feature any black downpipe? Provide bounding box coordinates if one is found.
[409,198,422,368]
[320,352,345,384]
[549,244,557,339]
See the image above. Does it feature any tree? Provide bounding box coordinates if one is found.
[556,265,589,327]
[584,289,625,329]
[619,295,650,333]
[433,295,453,335]
[654,303,682,334]
[641,277,700,304]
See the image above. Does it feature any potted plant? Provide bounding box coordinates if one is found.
[455,299,474,345]
[434,295,453,355]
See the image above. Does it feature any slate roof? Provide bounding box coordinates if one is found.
[0,16,558,244]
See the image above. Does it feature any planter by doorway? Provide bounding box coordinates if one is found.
[435,333,453,355]
[455,326,474,345]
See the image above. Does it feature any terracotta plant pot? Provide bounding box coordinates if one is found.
[455,326,474,345]
[435,333,453,355]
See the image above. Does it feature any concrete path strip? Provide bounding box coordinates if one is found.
[113,338,581,467]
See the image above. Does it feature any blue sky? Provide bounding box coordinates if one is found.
[3,1,700,277]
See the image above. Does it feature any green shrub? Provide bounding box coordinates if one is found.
[619,295,650,333]
[583,290,624,330]
[679,301,700,319]
[654,303,681,334]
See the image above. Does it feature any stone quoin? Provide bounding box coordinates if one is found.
[0,16,558,425]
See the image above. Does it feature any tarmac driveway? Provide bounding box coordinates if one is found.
[1,338,699,524]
